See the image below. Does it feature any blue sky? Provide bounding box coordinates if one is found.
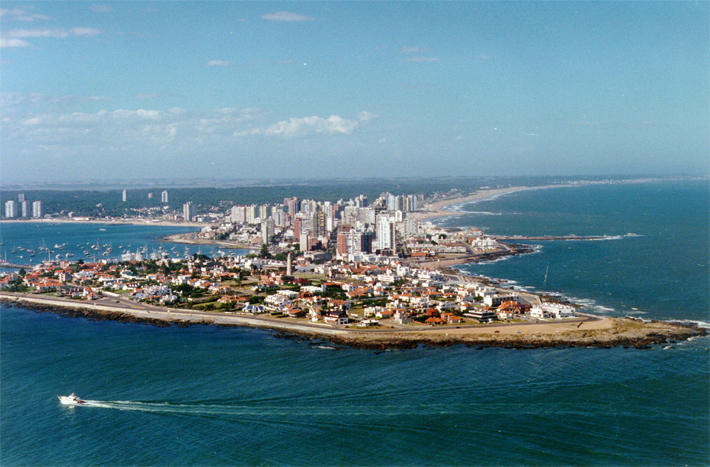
[1,1,708,184]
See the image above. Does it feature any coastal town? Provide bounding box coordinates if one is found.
[1,186,705,348]
[0,189,552,324]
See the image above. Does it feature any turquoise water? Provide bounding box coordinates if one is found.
[2,181,709,466]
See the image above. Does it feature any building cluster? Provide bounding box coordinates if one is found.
[182,193,423,258]
[4,194,42,219]
[1,247,577,327]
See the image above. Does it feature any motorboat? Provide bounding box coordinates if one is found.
[58,394,85,405]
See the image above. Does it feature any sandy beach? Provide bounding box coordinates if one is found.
[410,184,568,222]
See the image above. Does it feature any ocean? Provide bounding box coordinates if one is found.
[2,180,708,466]
[0,222,212,267]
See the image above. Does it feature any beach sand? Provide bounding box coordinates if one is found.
[410,184,567,222]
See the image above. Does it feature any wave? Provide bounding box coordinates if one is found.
[588,235,624,241]
[674,319,710,330]
[462,211,505,216]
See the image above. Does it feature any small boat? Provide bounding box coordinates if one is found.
[58,394,85,405]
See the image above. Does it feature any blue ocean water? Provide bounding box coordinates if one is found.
[2,181,709,466]
[0,222,207,266]
[446,180,709,322]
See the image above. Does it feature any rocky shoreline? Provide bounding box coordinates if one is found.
[2,296,706,351]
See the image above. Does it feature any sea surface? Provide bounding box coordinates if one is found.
[0,222,217,267]
[2,180,709,466]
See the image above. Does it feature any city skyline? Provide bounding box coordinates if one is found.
[1,1,708,184]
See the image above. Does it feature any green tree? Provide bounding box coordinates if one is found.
[258,244,272,259]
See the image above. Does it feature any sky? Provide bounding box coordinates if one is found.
[1,1,708,185]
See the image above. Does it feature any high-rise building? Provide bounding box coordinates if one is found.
[404,218,419,237]
[313,211,327,237]
[231,205,247,224]
[405,195,418,212]
[161,190,169,203]
[358,207,376,225]
[294,216,303,241]
[272,208,287,227]
[285,197,301,217]
[386,193,397,211]
[259,204,270,220]
[183,202,195,222]
[32,201,43,218]
[4,200,17,219]
[337,227,373,256]
[354,195,368,208]
[376,215,396,253]
[299,232,310,252]
[18,193,25,203]
[20,200,29,217]
[148,192,153,199]
[261,218,275,244]
[246,205,259,224]
[122,190,127,202]
[300,199,317,214]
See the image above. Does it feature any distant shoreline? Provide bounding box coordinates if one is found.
[410,177,685,223]
[0,177,695,228]
[162,234,259,250]
[0,218,207,228]
[1,293,706,350]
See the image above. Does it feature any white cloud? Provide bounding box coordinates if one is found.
[206,60,230,66]
[242,112,374,138]
[2,106,373,182]
[358,111,376,123]
[0,92,112,104]
[0,38,30,48]
[0,8,52,21]
[89,5,114,12]
[398,47,428,53]
[4,27,101,39]
[4,106,267,152]
[261,11,314,22]
[70,27,102,36]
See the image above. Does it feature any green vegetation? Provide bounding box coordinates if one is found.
[6,282,31,293]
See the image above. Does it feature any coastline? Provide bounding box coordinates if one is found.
[0,218,207,228]
[410,177,691,223]
[410,185,561,222]
[2,293,705,350]
[161,234,259,250]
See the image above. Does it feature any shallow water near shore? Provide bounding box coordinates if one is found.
[2,180,709,465]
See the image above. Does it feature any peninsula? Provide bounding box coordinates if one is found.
[1,177,705,350]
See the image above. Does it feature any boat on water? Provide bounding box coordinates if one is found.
[58,394,85,405]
